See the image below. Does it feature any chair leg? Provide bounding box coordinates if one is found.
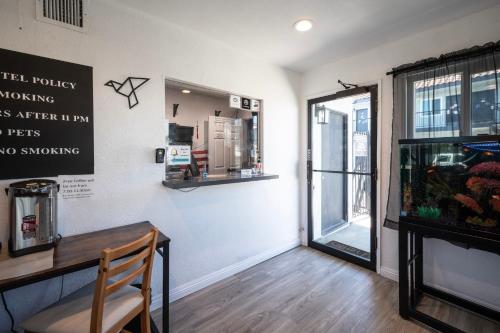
[141,309,151,333]
[141,290,151,333]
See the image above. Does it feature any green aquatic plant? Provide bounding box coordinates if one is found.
[424,171,454,201]
[417,206,441,219]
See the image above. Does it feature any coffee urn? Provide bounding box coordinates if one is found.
[6,179,59,257]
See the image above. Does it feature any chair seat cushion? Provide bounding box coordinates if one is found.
[21,281,143,333]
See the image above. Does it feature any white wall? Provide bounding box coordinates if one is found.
[302,5,500,309]
[0,0,301,330]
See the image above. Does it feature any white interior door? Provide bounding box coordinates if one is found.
[208,116,242,174]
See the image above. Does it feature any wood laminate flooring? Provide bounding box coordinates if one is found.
[152,246,499,333]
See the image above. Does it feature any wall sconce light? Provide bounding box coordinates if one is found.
[316,106,329,124]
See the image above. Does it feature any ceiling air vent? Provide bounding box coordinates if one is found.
[36,0,88,32]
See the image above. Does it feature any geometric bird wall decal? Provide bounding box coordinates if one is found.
[105,77,150,109]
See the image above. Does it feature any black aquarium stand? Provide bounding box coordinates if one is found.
[399,216,500,333]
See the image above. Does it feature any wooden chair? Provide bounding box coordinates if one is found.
[21,228,159,333]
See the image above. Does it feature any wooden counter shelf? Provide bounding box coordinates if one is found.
[162,173,279,190]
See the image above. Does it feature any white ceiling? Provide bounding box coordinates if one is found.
[120,0,499,72]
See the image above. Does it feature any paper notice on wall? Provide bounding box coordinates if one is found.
[58,174,95,199]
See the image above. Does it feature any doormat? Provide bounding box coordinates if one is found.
[325,240,370,260]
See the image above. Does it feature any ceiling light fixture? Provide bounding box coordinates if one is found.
[181,89,191,94]
[294,19,313,32]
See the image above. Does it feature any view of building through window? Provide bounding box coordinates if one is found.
[472,69,500,135]
[412,70,499,137]
[413,73,461,138]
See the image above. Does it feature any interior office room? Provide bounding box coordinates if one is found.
[0,1,499,332]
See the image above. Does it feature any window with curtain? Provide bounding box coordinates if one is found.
[384,41,500,229]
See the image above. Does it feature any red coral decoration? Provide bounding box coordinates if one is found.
[466,176,500,194]
[453,194,484,214]
[468,161,500,176]
[491,196,500,213]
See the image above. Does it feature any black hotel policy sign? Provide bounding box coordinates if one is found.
[0,48,94,180]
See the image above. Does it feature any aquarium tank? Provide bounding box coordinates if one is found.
[399,136,500,235]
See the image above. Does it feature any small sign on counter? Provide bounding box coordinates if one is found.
[240,169,253,178]
[167,145,191,166]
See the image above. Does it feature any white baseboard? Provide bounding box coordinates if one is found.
[378,266,500,312]
[151,293,163,311]
[380,266,398,282]
[422,280,500,313]
[151,238,301,310]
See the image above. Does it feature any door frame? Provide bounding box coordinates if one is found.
[307,85,378,271]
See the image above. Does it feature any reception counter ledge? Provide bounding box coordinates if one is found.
[162,174,279,189]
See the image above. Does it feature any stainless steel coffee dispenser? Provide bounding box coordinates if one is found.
[6,179,59,257]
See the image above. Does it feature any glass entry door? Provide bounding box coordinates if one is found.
[307,86,377,270]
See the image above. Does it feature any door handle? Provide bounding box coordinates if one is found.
[307,162,312,184]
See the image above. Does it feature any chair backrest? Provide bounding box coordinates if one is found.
[90,228,158,333]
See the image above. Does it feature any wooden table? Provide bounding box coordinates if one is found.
[0,221,171,333]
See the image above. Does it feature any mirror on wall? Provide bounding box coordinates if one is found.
[164,79,263,180]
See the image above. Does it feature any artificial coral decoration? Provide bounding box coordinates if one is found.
[460,161,500,227]
[491,196,500,213]
[466,176,500,194]
[469,161,500,176]
[466,216,497,227]
[453,194,484,214]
